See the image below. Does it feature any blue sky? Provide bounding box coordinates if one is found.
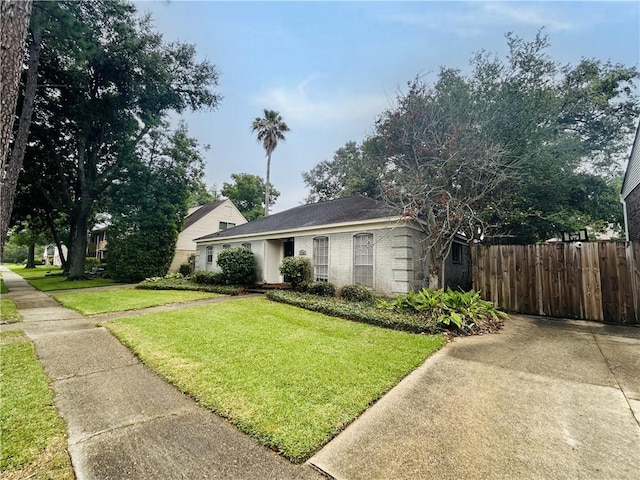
[135,0,640,212]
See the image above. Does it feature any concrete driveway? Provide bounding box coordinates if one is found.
[310,315,640,479]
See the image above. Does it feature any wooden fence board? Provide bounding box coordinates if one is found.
[471,242,638,324]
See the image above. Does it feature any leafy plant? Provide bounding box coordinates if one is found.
[216,247,256,285]
[84,257,102,271]
[178,263,192,276]
[378,288,506,334]
[191,271,227,285]
[340,284,375,305]
[306,281,336,297]
[279,257,312,290]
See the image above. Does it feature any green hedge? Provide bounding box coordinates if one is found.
[137,277,239,295]
[265,290,435,334]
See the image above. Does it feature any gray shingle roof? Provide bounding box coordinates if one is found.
[194,196,399,241]
[183,200,225,230]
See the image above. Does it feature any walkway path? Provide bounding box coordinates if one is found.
[1,266,323,480]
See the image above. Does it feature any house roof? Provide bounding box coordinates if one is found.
[183,200,225,230]
[622,121,640,199]
[194,196,400,241]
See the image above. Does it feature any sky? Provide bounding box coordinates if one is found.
[134,0,640,213]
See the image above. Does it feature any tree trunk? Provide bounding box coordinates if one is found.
[0,17,41,259]
[0,0,32,175]
[25,242,36,268]
[67,206,90,280]
[264,152,271,217]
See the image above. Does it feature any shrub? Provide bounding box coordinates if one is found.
[137,276,239,295]
[216,247,256,285]
[279,257,312,290]
[192,271,227,285]
[85,257,102,270]
[378,288,506,334]
[178,263,192,276]
[266,291,434,334]
[340,284,375,305]
[306,281,336,297]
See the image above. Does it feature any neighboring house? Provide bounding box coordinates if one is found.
[43,243,68,267]
[168,199,247,272]
[622,122,640,242]
[194,196,471,295]
[87,226,108,260]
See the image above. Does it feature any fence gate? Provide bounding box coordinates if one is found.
[471,242,639,324]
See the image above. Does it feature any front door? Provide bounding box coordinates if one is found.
[283,238,295,283]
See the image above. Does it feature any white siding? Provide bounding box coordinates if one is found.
[622,123,640,199]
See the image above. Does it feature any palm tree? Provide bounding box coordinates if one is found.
[251,109,289,216]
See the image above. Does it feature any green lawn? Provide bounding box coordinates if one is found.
[1,298,22,323]
[0,331,74,479]
[106,297,445,461]
[54,288,221,315]
[6,264,115,291]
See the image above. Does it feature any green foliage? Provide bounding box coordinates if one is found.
[216,247,256,285]
[305,281,336,297]
[192,270,228,285]
[20,0,221,279]
[303,140,383,203]
[340,284,375,305]
[267,290,433,334]
[137,276,238,295]
[107,124,206,282]
[179,263,192,276]
[221,173,280,221]
[84,257,101,271]
[378,288,507,333]
[279,257,312,290]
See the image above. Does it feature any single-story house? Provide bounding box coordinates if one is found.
[194,195,471,295]
[168,199,247,272]
[622,122,640,242]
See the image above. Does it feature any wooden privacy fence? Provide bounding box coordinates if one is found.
[471,242,640,324]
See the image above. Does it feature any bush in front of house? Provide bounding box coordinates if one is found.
[192,271,227,285]
[340,284,375,305]
[305,281,336,297]
[278,257,312,290]
[266,290,433,334]
[85,257,102,270]
[377,288,506,334]
[137,274,238,295]
[178,263,192,276]
[216,247,256,286]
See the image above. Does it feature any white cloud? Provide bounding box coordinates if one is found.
[387,1,578,35]
[483,2,576,32]
[252,78,391,129]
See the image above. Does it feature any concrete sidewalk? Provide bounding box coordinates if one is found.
[1,266,323,480]
[309,315,640,479]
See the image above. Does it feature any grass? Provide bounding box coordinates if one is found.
[106,297,445,461]
[0,331,74,479]
[6,264,115,291]
[1,298,22,323]
[53,288,222,315]
[1,278,8,294]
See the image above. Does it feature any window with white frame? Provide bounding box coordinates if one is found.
[206,246,213,263]
[313,236,329,281]
[354,233,373,288]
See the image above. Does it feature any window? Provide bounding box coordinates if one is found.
[223,243,231,249]
[452,243,463,264]
[242,242,251,251]
[219,222,235,230]
[313,236,329,282]
[206,246,213,263]
[354,233,373,288]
